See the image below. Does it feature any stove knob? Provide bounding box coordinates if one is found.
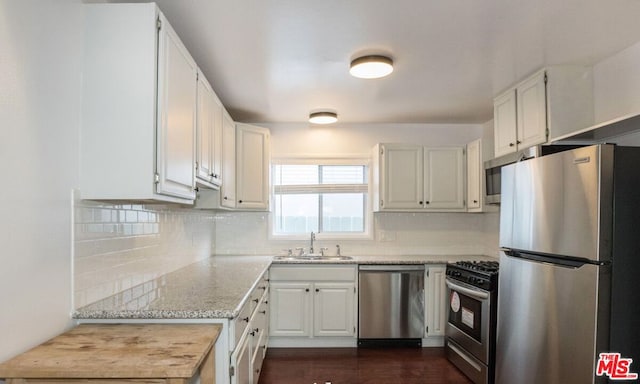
[468,276,476,284]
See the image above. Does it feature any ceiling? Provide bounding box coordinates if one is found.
[124,0,640,124]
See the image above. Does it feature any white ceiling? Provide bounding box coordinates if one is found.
[125,0,640,124]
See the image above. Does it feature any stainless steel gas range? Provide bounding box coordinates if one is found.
[445,260,499,384]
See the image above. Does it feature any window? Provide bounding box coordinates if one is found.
[272,161,370,238]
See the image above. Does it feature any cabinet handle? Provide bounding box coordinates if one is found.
[315,288,319,292]
[425,201,430,205]
[259,310,266,314]
[419,201,423,205]
[265,300,269,304]
[238,200,243,204]
[224,196,228,200]
[305,288,310,292]
[509,142,515,147]
[256,369,260,374]
[259,286,266,290]
[249,331,256,336]
[473,200,478,203]
[516,140,522,144]
[242,317,249,323]
[253,298,259,303]
[194,186,199,192]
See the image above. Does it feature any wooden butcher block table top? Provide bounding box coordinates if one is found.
[0,323,222,383]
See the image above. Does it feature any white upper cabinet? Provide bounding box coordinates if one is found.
[373,144,465,212]
[220,112,237,208]
[236,124,270,210]
[81,4,198,203]
[493,66,594,157]
[195,72,223,189]
[156,14,197,200]
[493,90,518,157]
[516,71,548,150]
[380,144,423,210]
[423,147,464,210]
[194,120,271,211]
[466,139,481,211]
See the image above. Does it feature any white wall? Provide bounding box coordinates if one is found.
[0,0,83,362]
[264,122,483,157]
[215,123,501,258]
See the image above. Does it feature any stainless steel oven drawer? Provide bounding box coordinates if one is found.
[446,338,488,384]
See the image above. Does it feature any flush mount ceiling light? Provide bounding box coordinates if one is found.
[349,55,394,79]
[309,111,338,124]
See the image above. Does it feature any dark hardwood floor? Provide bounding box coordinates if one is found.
[258,347,473,384]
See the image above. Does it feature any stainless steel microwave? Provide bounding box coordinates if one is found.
[484,147,538,204]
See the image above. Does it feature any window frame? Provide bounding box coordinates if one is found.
[269,157,373,240]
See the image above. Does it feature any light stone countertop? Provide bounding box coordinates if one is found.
[73,254,496,320]
[73,256,272,320]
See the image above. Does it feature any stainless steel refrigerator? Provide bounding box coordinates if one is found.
[497,144,640,384]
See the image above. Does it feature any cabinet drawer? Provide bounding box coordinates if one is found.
[254,300,269,337]
[233,301,252,350]
[270,265,356,281]
[251,330,267,383]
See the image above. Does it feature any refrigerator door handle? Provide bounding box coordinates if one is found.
[501,248,609,268]
[445,278,489,300]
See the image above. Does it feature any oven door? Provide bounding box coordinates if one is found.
[445,277,491,364]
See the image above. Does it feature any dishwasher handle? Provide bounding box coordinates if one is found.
[359,265,425,272]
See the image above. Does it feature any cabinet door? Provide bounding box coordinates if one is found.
[424,147,464,209]
[380,144,423,209]
[211,98,223,186]
[517,70,548,149]
[220,112,236,208]
[269,282,311,337]
[425,265,447,337]
[196,73,214,184]
[230,334,251,384]
[236,124,270,210]
[313,283,355,337]
[466,139,481,211]
[493,89,518,157]
[156,13,197,200]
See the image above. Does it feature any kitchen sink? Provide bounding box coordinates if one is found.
[273,255,353,261]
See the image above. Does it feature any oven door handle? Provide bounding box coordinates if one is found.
[445,278,489,300]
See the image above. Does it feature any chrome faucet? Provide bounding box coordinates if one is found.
[310,231,316,254]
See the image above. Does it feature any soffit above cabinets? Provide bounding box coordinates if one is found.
[124,0,640,124]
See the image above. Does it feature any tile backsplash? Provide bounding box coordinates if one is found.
[214,211,500,257]
[73,199,499,309]
[73,199,215,309]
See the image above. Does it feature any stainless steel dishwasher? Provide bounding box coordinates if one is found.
[358,265,425,347]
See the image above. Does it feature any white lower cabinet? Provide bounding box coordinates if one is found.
[231,335,251,384]
[269,282,311,337]
[269,265,357,346]
[230,272,269,384]
[313,283,355,337]
[425,265,447,338]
